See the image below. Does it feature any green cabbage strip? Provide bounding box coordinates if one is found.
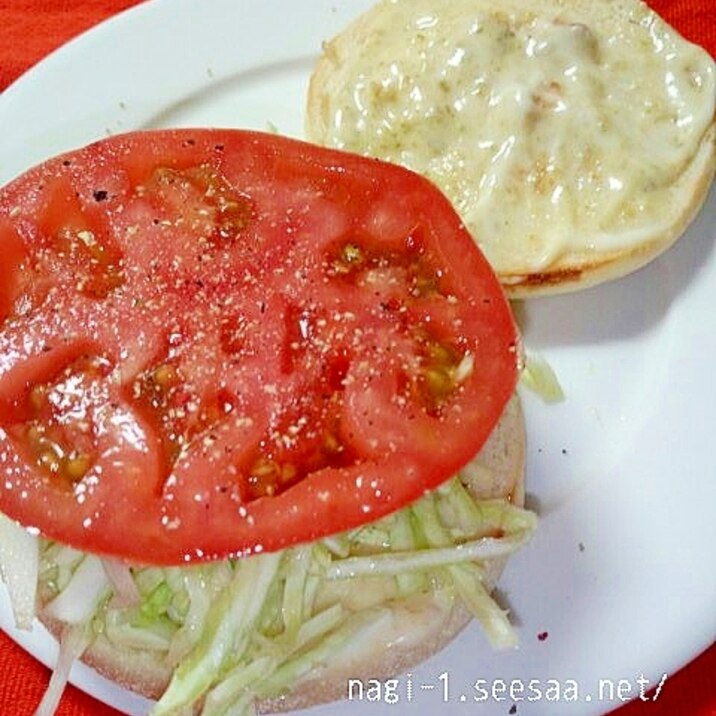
[520,351,565,403]
[201,656,277,716]
[326,503,534,579]
[410,495,526,649]
[280,545,312,642]
[33,476,536,715]
[252,607,391,699]
[152,552,282,715]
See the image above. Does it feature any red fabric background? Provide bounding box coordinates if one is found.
[0,1,714,714]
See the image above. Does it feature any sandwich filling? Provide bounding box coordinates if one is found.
[0,129,531,714]
[12,475,533,715]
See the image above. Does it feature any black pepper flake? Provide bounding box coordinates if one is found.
[41,345,53,353]
[214,143,225,151]
[561,448,568,455]
[183,138,196,147]
[93,189,109,202]
[537,631,549,641]
[509,705,518,715]
[62,160,71,167]
[578,542,585,552]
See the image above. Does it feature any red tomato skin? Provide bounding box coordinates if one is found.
[0,130,518,565]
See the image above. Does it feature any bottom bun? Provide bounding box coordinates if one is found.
[39,394,527,713]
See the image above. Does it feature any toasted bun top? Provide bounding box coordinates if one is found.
[38,395,526,714]
[307,0,715,296]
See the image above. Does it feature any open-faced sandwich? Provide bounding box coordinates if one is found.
[0,129,535,714]
[307,0,716,296]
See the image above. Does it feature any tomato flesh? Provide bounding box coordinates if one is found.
[0,130,518,565]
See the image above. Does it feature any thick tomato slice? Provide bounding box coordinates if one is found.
[0,130,518,565]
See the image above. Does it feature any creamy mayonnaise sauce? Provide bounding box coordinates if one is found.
[317,0,715,274]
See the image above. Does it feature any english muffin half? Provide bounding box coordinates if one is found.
[307,0,715,296]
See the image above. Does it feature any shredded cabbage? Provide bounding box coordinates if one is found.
[152,552,282,715]
[42,555,109,624]
[325,524,533,579]
[34,624,91,716]
[0,513,38,630]
[2,472,536,716]
[520,351,565,403]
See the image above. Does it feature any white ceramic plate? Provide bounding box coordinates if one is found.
[1,1,715,714]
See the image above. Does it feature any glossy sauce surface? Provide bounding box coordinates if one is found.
[318,0,715,273]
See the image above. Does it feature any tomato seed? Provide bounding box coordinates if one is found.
[342,243,364,264]
[64,453,92,481]
[423,367,454,397]
[153,364,179,389]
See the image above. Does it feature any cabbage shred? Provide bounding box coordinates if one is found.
[11,474,535,716]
